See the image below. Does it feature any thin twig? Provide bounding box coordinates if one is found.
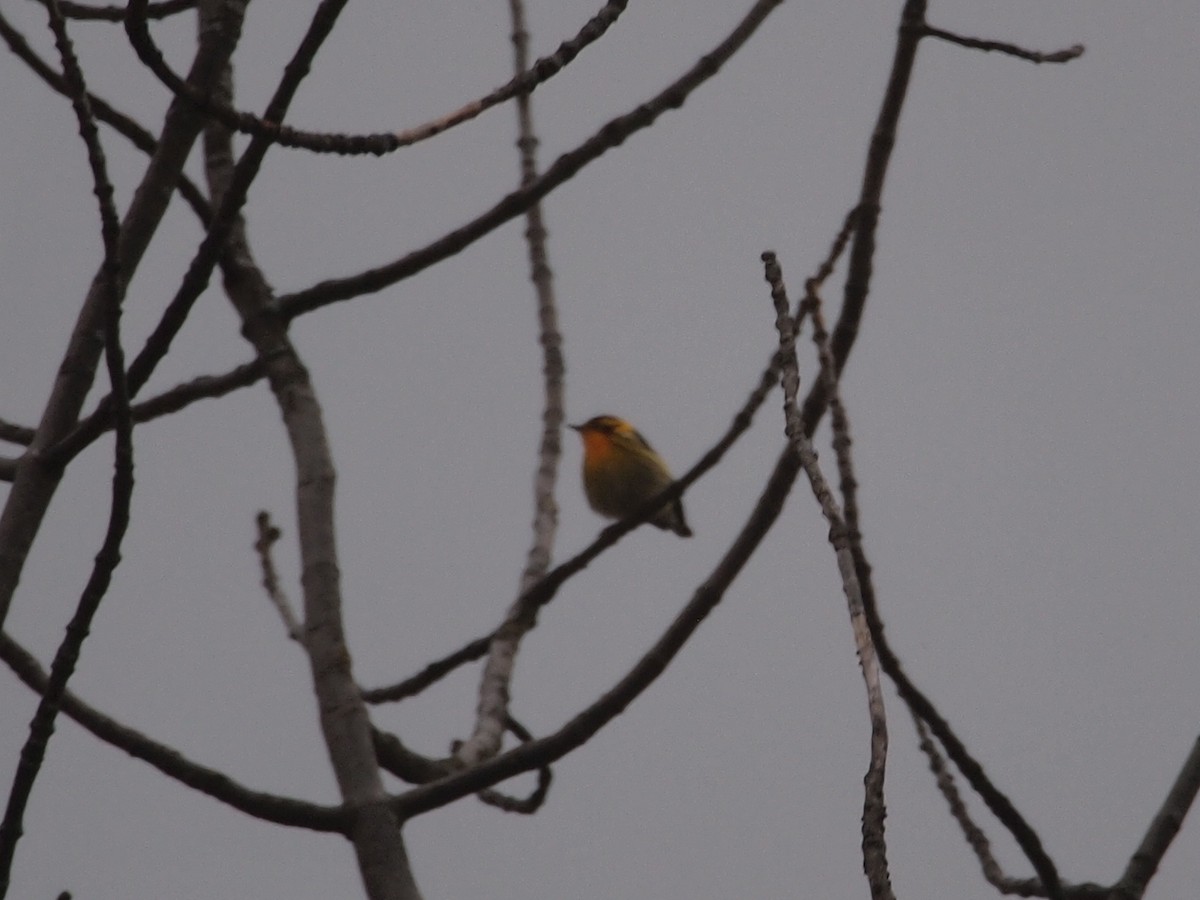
[0,9,215,223]
[254,511,303,643]
[371,729,450,785]
[475,716,553,815]
[0,1,131,887]
[38,0,195,21]
[121,0,627,155]
[361,634,493,704]
[920,25,1084,65]
[458,0,567,769]
[913,713,1111,900]
[373,718,552,814]
[130,360,265,421]
[53,360,265,463]
[914,713,1010,889]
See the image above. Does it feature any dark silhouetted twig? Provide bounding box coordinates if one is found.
[43,0,194,21]
[122,0,628,155]
[0,1,131,886]
[921,25,1084,65]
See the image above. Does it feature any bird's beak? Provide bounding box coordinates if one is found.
[568,423,582,432]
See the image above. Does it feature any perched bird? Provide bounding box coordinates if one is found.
[570,414,693,537]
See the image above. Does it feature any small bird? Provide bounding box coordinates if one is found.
[570,414,693,537]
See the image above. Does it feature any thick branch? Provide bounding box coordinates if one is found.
[198,3,420,896]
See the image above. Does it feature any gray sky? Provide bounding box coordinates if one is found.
[1,1,1198,898]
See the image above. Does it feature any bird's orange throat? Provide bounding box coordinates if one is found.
[580,430,616,468]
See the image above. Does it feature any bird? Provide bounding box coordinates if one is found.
[570,414,693,537]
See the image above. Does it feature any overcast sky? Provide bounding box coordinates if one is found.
[1,1,1198,898]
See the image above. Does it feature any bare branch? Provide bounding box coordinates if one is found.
[475,717,552,815]
[858,484,1065,899]
[921,25,1084,65]
[0,0,248,633]
[51,360,265,463]
[913,714,1111,900]
[801,267,899,897]
[38,0,195,21]
[362,634,493,705]
[41,0,347,467]
[914,714,1010,889]
[0,0,132,883]
[763,252,893,900]
[802,0,922,429]
[374,718,551,815]
[196,3,420,894]
[0,631,347,832]
[278,0,791,319]
[130,360,265,422]
[0,419,35,447]
[101,0,344,415]
[0,9,214,227]
[371,730,450,786]
[1109,736,1200,900]
[254,511,303,644]
[121,0,627,155]
[457,0,567,770]
[791,4,1068,896]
